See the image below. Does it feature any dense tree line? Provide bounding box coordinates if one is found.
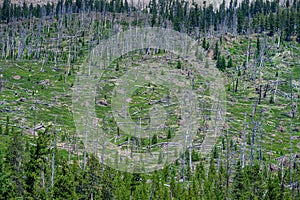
[0,124,299,199]
[1,0,300,43]
[1,0,299,73]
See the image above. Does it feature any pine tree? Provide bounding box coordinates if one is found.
[213,42,220,60]
[266,175,281,199]
[232,161,249,199]
[114,171,130,199]
[152,134,158,145]
[5,116,9,135]
[256,35,260,55]
[5,128,25,197]
[216,55,226,71]
[202,37,207,49]
[237,10,244,34]
[204,157,216,199]
[0,151,14,199]
[24,128,51,197]
[177,60,182,69]
[1,0,11,22]
[150,0,157,26]
[167,128,172,139]
[22,1,28,18]
[245,163,264,198]
[227,57,233,68]
[52,157,77,199]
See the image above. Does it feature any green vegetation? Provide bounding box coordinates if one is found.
[0,0,299,199]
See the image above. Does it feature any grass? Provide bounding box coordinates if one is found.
[0,15,299,167]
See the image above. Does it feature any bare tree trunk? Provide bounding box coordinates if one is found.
[257,34,266,104]
[290,73,295,118]
[51,116,57,187]
[225,129,229,198]
[250,104,257,165]
[274,72,280,102]
[242,113,247,169]
[289,123,293,195]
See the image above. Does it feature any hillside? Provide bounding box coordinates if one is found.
[1,0,239,8]
[0,0,299,199]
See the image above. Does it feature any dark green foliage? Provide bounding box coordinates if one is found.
[213,145,219,158]
[270,94,275,104]
[177,60,182,69]
[167,128,172,139]
[213,42,220,60]
[0,126,297,199]
[115,62,119,71]
[5,116,9,135]
[191,149,200,162]
[227,57,233,68]
[232,161,248,199]
[256,35,260,56]
[216,55,226,71]
[53,157,77,199]
[202,38,209,50]
[24,128,51,196]
[152,133,157,145]
[0,0,300,199]
[1,0,10,22]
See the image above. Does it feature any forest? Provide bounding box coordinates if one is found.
[0,0,299,199]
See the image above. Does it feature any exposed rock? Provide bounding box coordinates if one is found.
[293,126,300,132]
[19,97,26,102]
[0,101,8,105]
[276,156,289,167]
[276,125,286,133]
[223,122,230,129]
[207,48,214,59]
[158,134,166,139]
[37,79,50,86]
[270,164,279,172]
[96,99,108,106]
[13,75,21,80]
[126,98,132,103]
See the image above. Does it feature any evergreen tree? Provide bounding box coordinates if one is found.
[5,116,9,135]
[213,42,220,60]
[4,128,25,198]
[1,0,11,22]
[24,128,51,197]
[152,134,158,145]
[167,128,172,139]
[216,55,226,71]
[0,151,14,199]
[227,57,233,68]
[52,157,77,199]
[177,60,182,69]
[232,161,249,199]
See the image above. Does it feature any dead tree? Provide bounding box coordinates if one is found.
[257,34,266,104]
[273,71,280,102]
[51,116,57,187]
[290,73,296,118]
[17,25,27,60]
[242,113,247,169]
[289,123,293,194]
